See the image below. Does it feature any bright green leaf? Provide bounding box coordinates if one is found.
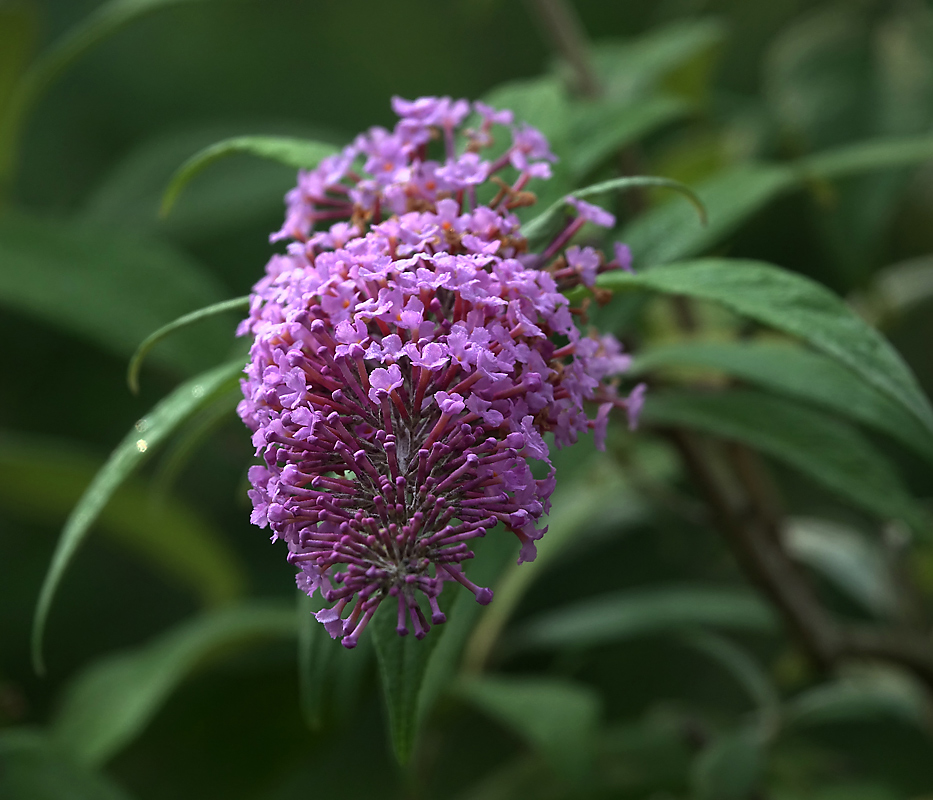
[51,603,296,767]
[630,340,933,462]
[371,599,447,765]
[31,359,246,674]
[599,259,933,435]
[128,295,249,393]
[0,214,229,372]
[691,727,765,800]
[457,676,600,779]
[0,730,133,800]
[0,431,245,610]
[161,136,339,216]
[643,389,926,530]
[512,585,778,652]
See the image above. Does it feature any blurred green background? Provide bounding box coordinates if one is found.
[3,0,933,798]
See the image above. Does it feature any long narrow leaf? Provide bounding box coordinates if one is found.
[0,215,229,372]
[512,585,779,652]
[568,95,688,177]
[630,340,933,462]
[0,730,134,800]
[0,0,212,186]
[0,432,245,610]
[598,259,933,435]
[161,136,338,216]
[524,175,706,245]
[52,603,296,767]
[457,677,601,779]
[618,164,795,269]
[31,359,245,674]
[617,134,933,268]
[799,135,933,181]
[371,600,446,765]
[643,389,926,529]
[128,296,249,393]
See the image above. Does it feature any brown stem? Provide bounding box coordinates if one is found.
[671,430,841,671]
[670,429,933,690]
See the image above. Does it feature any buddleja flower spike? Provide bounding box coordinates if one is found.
[237,96,645,648]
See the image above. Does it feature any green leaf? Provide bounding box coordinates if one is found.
[619,164,794,268]
[617,136,933,269]
[643,389,925,529]
[630,340,933,462]
[481,75,570,145]
[523,175,706,246]
[161,136,339,216]
[51,603,296,767]
[464,457,645,671]
[31,359,245,674]
[680,631,781,735]
[783,517,898,619]
[0,3,37,124]
[0,215,229,372]
[457,676,600,779]
[598,259,933,436]
[81,124,333,238]
[591,19,727,102]
[691,727,765,800]
[417,534,518,722]
[0,0,213,189]
[296,591,371,732]
[859,256,933,323]
[0,730,133,800]
[371,599,447,765]
[784,667,928,730]
[568,95,688,178]
[0,431,245,610]
[512,585,778,652]
[128,296,249,393]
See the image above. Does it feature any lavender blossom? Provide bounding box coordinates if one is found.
[238,96,642,647]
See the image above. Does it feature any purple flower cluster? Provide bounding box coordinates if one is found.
[238,96,645,647]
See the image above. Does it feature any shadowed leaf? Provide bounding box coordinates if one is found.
[161,136,338,216]
[127,296,249,393]
[31,359,246,674]
[52,603,296,767]
[0,432,245,611]
[631,340,933,462]
[643,389,926,530]
[458,676,601,779]
[513,585,778,652]
[0,215,229,372]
